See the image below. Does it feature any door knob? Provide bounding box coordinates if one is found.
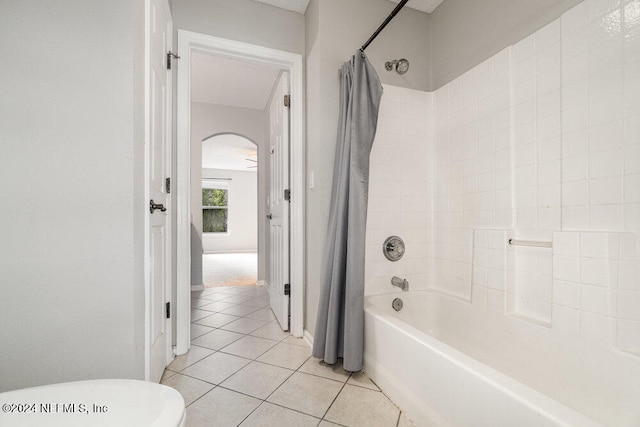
[266,213,272,220]
[150,199,167,214]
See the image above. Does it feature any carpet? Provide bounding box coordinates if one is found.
[203,252,258,288]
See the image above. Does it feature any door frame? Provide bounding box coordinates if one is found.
[175,30,305,354]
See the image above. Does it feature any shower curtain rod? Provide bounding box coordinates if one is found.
[360,0,410,52]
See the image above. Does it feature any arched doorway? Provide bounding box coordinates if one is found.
[199,133,259,287]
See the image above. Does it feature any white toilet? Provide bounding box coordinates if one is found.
[0,379,186,427]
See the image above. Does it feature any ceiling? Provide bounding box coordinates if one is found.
[388,0,445,14]
[192,54,278,172]
[251,0,309,14]
[202,134,258,171]
[191,53,281,110]
[250,0,445,14]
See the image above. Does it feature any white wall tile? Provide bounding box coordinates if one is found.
[589,121,624,152]
[616,319,640,352]
[562,129,588,158]
[563,26,590,58]
[562,206,590,229]
[562,106,589,134]
[625,175,640,205]
[538,183,561,207]
[538,207,561,230]
[589,149,623,178]
[554,280,581,308]
[554,232,580,255]
[580,311,615,346]
[553,255,581,282]
[619,260,640,290]
[562,1,589,37]
[538,43,562,72]
[625,145,640,175]
[563,155,589,182]
[580,232,610,258]
[590,204,624,229]
[553,304,581,333]
[537,20,562,51]
[562,180,589,206]
[617,290,640,320]
[624,204,640,230]
[562,78,589,110]
[589,39,624,75]
[587,0,622,21]
[537,90,562,118]
[513,33,536,63]
[590,176,624,205]
[487,289,505,311]
[581,258,610,286]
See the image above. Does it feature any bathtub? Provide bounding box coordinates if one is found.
[364,290,640,427]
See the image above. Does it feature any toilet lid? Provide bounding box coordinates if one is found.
[0,379,185,427]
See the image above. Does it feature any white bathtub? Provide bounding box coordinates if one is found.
[364,290,640,427]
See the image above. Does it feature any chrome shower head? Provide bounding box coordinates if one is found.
[385,58,409,75]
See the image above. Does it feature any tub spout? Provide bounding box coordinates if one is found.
[391,276,409,291]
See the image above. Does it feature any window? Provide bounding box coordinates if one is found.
[202,188,228,233]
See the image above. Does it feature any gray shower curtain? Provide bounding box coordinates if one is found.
[312,51,383,372]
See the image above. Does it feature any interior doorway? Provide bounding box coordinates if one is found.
[201,133,258,288]
[175,31,305,356]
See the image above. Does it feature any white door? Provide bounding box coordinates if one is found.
[267,72,290,331]
[146,0,172,383]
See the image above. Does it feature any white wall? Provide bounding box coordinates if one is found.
[171,0,305,54]
[190,102,267,286]
[201,169,258,253]
[0,0,145,391]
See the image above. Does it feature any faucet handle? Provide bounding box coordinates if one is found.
[383,236,405,261]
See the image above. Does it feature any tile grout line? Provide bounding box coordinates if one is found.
[230,366,300,426]
[189,285,395,426]
[319,377,350,424]
[175,312,304,396]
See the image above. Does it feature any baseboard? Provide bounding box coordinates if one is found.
[303,329,314,348]
[257,280,267,287]
[191,284,205,291]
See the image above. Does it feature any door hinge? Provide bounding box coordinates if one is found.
[284,189,291,201]
[284,283,290,296]
[167,51,180,70]
[166,177,171,194]
[284,94,291,108]
[166,302,171,319]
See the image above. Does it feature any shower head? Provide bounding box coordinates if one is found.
[385,58,409,75]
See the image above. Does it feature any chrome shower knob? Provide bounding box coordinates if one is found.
[383,236,405,261]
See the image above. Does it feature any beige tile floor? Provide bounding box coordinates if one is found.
[162,284,416,427]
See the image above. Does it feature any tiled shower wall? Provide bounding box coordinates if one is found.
[365,85,433,296]
[366,0,640,354]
